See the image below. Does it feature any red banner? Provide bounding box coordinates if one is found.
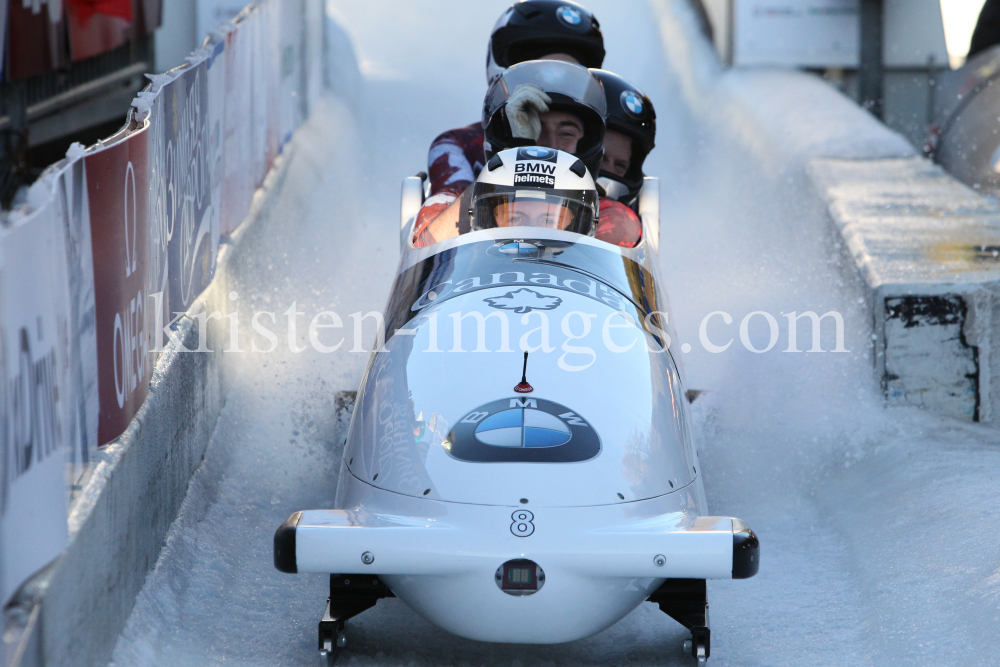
[86,128,152,444]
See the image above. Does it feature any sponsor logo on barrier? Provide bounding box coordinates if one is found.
[173,69,215,309]
[0,207,72,604]
[1,327,62,515]
[113,290,146,408]
[148,91,171,339]
[87,134,153,444]
[10,329,60,475]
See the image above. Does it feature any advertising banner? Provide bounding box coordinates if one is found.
[52,158,101,472]
[85,128,153,445]
[276,0,305,150]
[220,16,255,235]
[303,0,324,117]
[0,0,325,609]
[146,93,173,354]
[249,6,274,183]
[0,207,73,606]
[157,58,222,316]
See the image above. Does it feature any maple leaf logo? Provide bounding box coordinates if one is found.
[483,288,562,314]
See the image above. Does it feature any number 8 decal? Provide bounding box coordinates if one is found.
[510,510,535,537]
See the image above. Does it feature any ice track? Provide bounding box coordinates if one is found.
[110,1,1000,665]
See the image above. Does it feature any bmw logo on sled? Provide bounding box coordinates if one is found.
[274,148,759,665]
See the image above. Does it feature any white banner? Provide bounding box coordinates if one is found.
[304,0,324,117]
[0,206,73,606]
[51,157,101,476]
[276,0,305,149]
[219,13,255,235]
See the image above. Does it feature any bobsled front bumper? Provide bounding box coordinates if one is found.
[274,498,758,643]
[276,506,757,580]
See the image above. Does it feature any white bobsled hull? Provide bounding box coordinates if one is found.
[278,475,753,644]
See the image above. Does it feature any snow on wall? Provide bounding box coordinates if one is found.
[809,156,1000,422]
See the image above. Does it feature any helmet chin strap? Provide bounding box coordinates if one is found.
[596,176,629,201]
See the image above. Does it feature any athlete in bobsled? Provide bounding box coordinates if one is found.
[415,60,643,248]
[275,144,759,663]
[590,69,657,210]
[427,0,605,199]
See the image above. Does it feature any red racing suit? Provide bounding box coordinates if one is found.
[427,122,486,198]
[412,189,642,249]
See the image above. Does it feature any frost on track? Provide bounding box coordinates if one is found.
[111,1,1000,666]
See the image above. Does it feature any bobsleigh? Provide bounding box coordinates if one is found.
[274,149,759,665]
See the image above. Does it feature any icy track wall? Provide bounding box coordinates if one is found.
[0,1,325,665]
[649,0,1000,425]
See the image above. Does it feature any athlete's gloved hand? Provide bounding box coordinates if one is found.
[506,84,551,141]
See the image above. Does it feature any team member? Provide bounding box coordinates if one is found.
[471,147,601,237]
[414,62,641,248]
[590,70,656,210]
[428,0,605,199]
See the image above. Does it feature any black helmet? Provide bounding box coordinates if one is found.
[483,60,607,179]
[590,69,656,202]
[486,1,605,84]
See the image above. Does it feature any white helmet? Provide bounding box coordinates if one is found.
[471,146,599,237]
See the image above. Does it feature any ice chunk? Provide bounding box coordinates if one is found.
[131,91,160,122]
[65,142,87,161]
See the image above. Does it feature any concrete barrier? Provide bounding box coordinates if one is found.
[3,140,297,667]
[808,157,1000,422]
[648,0,1000,424]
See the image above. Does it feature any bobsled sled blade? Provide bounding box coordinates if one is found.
[274,511,302,573]
[731,518,759,579]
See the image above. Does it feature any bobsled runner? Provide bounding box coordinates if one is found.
[274,148,758,665]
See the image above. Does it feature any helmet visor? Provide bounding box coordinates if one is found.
[471,184,599,236]
[485,60,607,121]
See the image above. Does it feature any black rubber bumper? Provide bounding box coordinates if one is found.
[274,511,302,573]
[732,525,760,579]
